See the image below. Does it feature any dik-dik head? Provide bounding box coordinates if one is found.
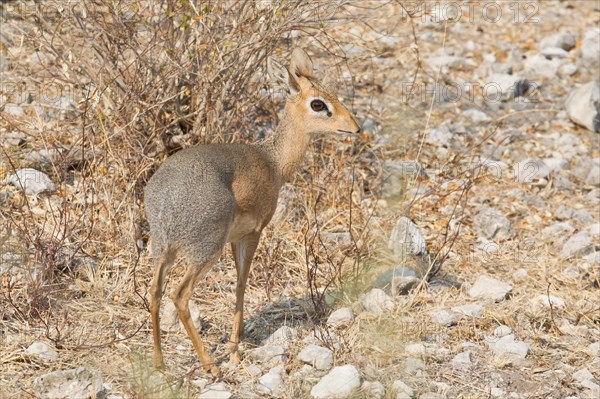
[270,48,361,136]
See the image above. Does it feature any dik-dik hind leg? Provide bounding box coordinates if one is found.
[229,231,261,364]
[150,249,176,369]
[172,254,221,378]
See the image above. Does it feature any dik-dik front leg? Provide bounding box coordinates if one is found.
[229,231,261,364]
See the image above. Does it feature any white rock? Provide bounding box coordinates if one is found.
[565,81,600,133]
[251,345,287,366]
[310,365,361,399]
[586,342,599,358]
[420,393,447,399]
[392,380,414,398]
[161,300,203,333]
[257,366,285,397]
[559,62,578,77]
[327,308,354,327]
[541,47,569,59]
[199,382,232,399]
[512,268,528,281]
[524,54,561,78]
[586,223,600,237]
[464,108,492,123]
[361,381,385,399]
[540,32,577,51]
[488,334,529,359]
[404,343,426,357]
[468,275,513,302]
[488,73,527,100]
[361,288,393,315]
[388,217,427,257]
[561,231,593,258]
[429,309,461,327]
[34,368,104,399]
[451,304,484,318]
[532,294,565,309]
[10,168,56,195]
[404,357,425,375]
[25,341,58,361]
[513,158,551,183]
[451,351,473,369]
[574,368,595,383]
[3,104,24,116]
[264,326,299,348]
[298,344,334,371]
[493,325,513,338]
[473,206,514,241]
[581,28,600,66]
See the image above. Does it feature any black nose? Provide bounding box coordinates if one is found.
[356,127,362,134]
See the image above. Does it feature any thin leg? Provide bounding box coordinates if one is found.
[171,254,221,378]
[150,249,176,369]
[229,231,261,364]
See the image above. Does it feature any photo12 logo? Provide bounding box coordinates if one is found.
[400,1,540,24]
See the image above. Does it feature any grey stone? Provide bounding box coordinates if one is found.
[25,341,58,361]
[429,309,461,327]
[426,126,453,147]
[199,382,232,399]
[587,223,600,237]
[488,73,528,100]
[404,357,425,375]
[264,326,299,348]
[473,206,514,241]
[392,380,414,399]
[451,350,473,369]
[540,32,577,51]
[374,266,420,295]
[542,222,575,236]
[561,231,593,258]
[327,307,354,327]
[464,108,492,123]
[34,368,104,399]
[586,342,600,358]
[298,344,333,371]
[310,365,361,399]
[257,366,285,397]
[468,275,512,302]
[514,158,551,183]
[388,217,427,257]
[565,81,600,133]
[451,304,484,318]
[361,381,385,399]
[572,157,600,186]
[10,168,56,195]
[361,288,393,315]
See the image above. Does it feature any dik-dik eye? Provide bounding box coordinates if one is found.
[310,99,327,112]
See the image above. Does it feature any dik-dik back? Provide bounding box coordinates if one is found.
[144,48,360,378]
[145,144,280,262]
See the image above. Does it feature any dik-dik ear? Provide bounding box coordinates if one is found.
[267,57,300,97]
[289,48,315,81]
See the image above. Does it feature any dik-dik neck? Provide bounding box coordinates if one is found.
[262,106,310,183]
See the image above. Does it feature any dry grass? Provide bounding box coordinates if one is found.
[1,1,598,398]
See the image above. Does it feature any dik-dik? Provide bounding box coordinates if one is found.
[144,48,361,378]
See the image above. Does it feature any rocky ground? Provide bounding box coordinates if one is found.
[0,1,599,399]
